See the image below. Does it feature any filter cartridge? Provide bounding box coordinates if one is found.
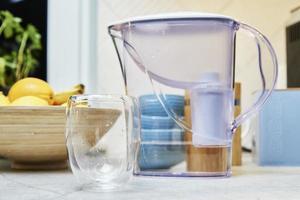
[190,72,232,146]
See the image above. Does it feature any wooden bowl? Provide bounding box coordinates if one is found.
[0,106,67,169]
[0,106,121,169]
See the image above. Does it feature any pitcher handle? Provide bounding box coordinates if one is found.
[232,23,278,132]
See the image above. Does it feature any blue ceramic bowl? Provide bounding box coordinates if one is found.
[138,129,185,170]
[141,115,181,129]
[139,94,184,116]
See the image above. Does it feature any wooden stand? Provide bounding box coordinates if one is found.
[184,104,228,172]
[185,83,242,172]
[232,83,242,166]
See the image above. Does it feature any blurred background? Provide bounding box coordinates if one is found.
[1,0,300,149]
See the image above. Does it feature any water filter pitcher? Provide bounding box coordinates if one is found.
[108,13,278,177]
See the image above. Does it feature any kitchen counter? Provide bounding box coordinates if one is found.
[1,153,300,200]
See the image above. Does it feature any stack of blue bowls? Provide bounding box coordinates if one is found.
[139,94,185,170]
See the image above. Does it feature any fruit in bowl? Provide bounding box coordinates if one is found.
[10,96,49,106]
[0,77,85,169]
[2,77,85,106]
[8,77,54,104]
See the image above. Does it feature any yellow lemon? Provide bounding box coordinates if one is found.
[0,92,10,106]
[8,78,54,104]
[10,96,49,106]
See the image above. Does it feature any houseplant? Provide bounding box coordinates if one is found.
[0,10,42,93]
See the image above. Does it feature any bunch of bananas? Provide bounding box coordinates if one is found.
[53,84,85,106]
[0,78,85,106]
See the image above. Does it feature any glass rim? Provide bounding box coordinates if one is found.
[69,94,131,103]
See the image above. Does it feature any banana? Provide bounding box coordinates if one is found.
[53,84,85,105]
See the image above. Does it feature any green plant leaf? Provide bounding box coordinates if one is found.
[0,10,42,87]
[0,57,5,66]
[0,57,6,86]
[13,17,21,23]
[3,26,13,38]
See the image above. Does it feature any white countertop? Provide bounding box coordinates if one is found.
[1,153,300,200]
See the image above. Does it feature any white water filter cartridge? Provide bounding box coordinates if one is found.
[190,73,230,146]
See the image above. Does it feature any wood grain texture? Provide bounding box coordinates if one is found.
[185,83,242,171]
[232,83,242,166]
[0,106,121,169]
[0,106,67,167]
[184,105,228,172]
[11,160,68,170]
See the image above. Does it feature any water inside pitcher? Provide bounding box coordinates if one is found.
[108,12,278,177]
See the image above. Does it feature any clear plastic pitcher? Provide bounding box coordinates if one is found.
[108,13,278,177]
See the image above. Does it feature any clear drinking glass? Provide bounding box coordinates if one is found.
[65,95,139,191]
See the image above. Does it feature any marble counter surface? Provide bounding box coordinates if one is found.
[1,153,300,200]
